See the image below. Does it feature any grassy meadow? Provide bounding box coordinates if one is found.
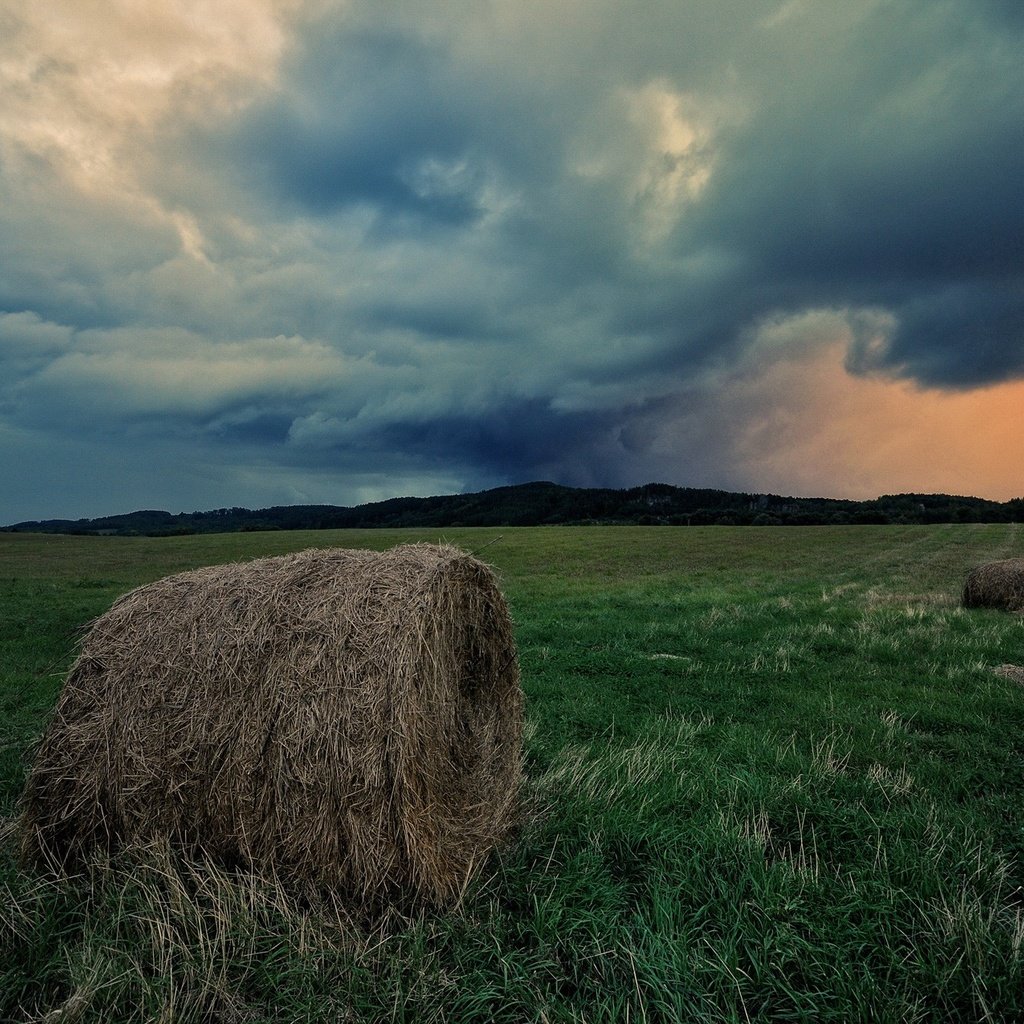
[2,524,1024,1022]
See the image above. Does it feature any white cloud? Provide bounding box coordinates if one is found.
[0,0,297,257]
[0,310,73,356]
[13,329,347,421]
[625,82,719,234]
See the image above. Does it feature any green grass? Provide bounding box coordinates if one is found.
[3,524,1024,1022]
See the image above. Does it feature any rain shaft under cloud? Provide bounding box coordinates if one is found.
[1,0,1022,521]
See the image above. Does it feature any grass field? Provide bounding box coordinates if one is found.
[2,524,1024,1022]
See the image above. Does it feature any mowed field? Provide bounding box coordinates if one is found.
[2,524,1024,1023]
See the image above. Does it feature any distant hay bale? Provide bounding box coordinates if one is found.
[20,543,523,908]
[993,664,1024,684]
[962,558,1024,612]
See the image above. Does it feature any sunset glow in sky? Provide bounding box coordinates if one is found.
[2,1,1022,520]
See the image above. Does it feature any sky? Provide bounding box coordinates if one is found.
[1,0,1022,522]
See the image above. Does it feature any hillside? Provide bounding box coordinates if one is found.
[5,481,1024,536]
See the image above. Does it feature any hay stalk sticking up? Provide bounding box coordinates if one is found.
[20,543,523,909]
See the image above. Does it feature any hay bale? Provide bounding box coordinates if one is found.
[20,543,523,907]
[993,664,1024,684]
[962,558,1024,612]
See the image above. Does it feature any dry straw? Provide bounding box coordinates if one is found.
[962,558,1024,613]
[20,543,523,908]
[993,664,1024,684]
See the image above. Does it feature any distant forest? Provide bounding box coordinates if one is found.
[6,481,1024,537]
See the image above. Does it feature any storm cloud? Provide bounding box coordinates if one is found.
[2,0,1022,520]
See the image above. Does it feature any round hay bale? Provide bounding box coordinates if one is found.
[993,664,1024,684]
[20,543,523,908]
[962,558,1024,612]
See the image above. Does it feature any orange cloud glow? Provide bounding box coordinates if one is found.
[730,340,1024,501]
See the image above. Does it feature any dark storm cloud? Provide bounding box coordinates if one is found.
[3,0,1024,519]
[369,401,616,484]
[230,21,569,234]
[237,0,1024,396]
[664,1,1024,387]
[979,0,1024,28]
[237,30,477,223]
[850,281,1024,387]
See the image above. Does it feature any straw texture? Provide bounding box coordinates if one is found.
[20,543,523,907]
[962,558,1024,612]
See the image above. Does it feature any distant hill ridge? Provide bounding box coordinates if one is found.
[6,481,1024,535]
